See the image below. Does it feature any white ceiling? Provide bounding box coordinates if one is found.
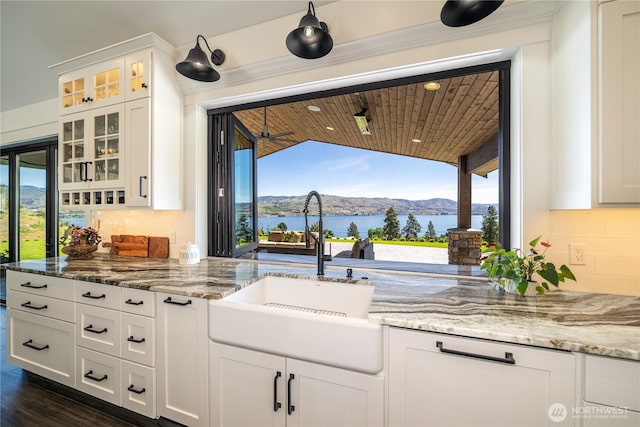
[0,1,332,112]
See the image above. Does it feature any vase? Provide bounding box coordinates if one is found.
[61,237,98,260]
[499,279,540,296]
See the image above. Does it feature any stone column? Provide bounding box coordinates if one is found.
[447,228,483,266]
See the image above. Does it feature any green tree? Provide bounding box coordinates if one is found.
[383,207,401,240]
[347,222,361,239]
[310,221,334,239]
[368,227,384,239]
[275,222,288,231]
[481,206,499,244]
[236,214,252,244]
[402,213,421,240]
[426,220,437,240]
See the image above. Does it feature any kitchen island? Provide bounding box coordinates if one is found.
[4,254,639,360]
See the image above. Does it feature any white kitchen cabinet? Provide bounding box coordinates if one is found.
[387,327,576,427]
[55,34,183,210]
[59,58,125,115]
[210,341,384,427]
[598,0,640,203]
[579,354,640,427]
[6,271,76,387]
[156,292,209,427]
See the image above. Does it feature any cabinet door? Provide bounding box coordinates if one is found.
[89,58,125,109]
[210,342,287,427]
[89,104,125,189]
[7,308,75,387]
[124,98,151,207]
[599,0,640,203]
[125,50,152,101]
[388,328,576,427]
[287,358,384,427]
[122,360,156,419]
[76,304,121,357]
[121,312,155,367]
[76,346,122,406]
[59,68,89,115]
[156,293,209,427]
[60,112,90,191]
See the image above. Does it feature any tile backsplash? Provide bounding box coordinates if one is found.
[549,209,640,296]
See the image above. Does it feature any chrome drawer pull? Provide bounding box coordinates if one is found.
[125,299,144,306]
[127,336,145,344]
[128,385,146,394]
[22,339,49,351]
[82,292,106,299]
[163,297,192,306]
[436,341,515,365]
[21,301,48,310]
[84,324,108,334]
[84,370,108,382]
[20,282,47,289]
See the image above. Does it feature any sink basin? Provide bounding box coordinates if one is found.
[209,275,382,374]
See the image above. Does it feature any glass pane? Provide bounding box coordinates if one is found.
[94,192,102,205]
[74,142,84,159]
[234,126,255,248]
[83,192,91,204]
[95,115,105,136]
[74,78,84,91]
[63,122,72,141]
[94,160,105,181]
[63,95,73,108]
[108,83,119,98]
[74,163,83,182]
[107,159,119,180]
[63,143,72,162]
[63,164,73,183]
[95,72,106,87]
[107,113,119,134]
[130,62,138,77]
[18,151,47,260]
[72,192,81,205]
[107,137,118,155]
[73,93,83,106]
[75,120,84,139]
[63,81,73,94]
[107,68,119,83]
[118,190,125,204]
[61,193,70,205]
[95,139,106,158]
[105,191,114,204]
[95,86,106,101]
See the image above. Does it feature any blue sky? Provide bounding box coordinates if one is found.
[257,141,499,204]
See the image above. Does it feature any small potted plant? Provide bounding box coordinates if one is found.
[481,236,576,296]
[60,225,102,260]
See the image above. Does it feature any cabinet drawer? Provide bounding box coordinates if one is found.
[7,308,75,387]
[76,347,121,406]
[121,313,155,367]
[76,281,121,310]
[8,289,75,323]
[585,354,640,411]
[7,271,74,301]
[77,304,121,357]
[122,360,156,419]
[121,288,155,317]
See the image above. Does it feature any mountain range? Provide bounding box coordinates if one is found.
[259,195,495,216]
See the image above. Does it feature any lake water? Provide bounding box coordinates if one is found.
[257,214,483,238]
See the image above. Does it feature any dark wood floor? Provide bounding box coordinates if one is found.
[1,304,144,427]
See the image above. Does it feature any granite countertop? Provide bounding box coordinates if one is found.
[4,254,639,361]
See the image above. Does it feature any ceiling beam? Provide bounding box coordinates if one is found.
[464,133,498,176]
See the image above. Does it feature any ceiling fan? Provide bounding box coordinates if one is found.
[255,106,298,147]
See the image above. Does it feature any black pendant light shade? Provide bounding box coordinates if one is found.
[176,35,226,82]
[286,1,333,59]
[440,0,504,27]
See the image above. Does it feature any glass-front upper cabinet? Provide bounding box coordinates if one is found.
[59,104,124,191]
[125,50,151,101]
[58,58,125,115]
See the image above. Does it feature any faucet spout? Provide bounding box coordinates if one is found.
[302,191,331,275]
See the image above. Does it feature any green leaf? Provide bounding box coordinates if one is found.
[529,236,542,248]
[560,264,576,281]
[535,285,545,295]
[538,268,559,286]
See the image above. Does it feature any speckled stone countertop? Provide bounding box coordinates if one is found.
[3,254,639,361]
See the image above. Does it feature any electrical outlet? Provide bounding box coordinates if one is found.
[569,244,586,265]
[169,231,177,244]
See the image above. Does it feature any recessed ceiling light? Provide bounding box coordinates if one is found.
[326,126,335,131]
[424,81,441,91]
[308,105,321,112]
[412,138,421,143]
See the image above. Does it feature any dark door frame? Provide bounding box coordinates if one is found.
[208,60,511,256]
